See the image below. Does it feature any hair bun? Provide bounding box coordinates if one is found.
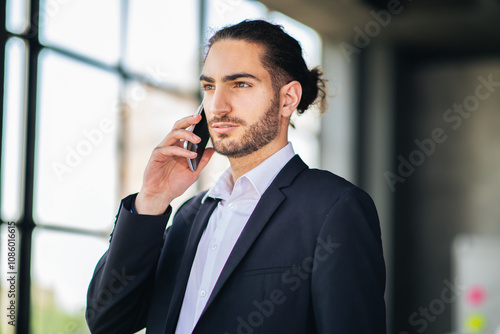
[297,67,325,114]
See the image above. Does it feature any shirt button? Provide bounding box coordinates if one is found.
[200,290,206,297]
[211,244,218,250]
[228,203,235,209]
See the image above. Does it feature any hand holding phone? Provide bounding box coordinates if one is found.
[135,105,213,214]
[184,102,210,171]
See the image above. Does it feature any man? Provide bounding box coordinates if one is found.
[87,20,386,333]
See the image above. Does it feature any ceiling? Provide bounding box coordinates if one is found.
[260,0,500,50]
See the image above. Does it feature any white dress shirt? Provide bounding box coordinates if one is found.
[174,143,295,334]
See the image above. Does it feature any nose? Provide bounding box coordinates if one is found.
[206,87,230,117]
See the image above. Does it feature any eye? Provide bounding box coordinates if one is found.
[235,82,251,88]
[202,84,214,91]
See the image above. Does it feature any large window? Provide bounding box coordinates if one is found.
[0,1,322,333]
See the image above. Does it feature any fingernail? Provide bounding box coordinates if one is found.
[193,134,200,141]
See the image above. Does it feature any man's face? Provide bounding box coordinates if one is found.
[200,39,282,159]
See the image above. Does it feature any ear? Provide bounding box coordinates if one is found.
[279,81,302,118]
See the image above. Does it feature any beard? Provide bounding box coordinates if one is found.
[209,95,280,159]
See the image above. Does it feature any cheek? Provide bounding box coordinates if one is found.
[238,90,274,116]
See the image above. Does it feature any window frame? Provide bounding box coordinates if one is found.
[0,1,206,333]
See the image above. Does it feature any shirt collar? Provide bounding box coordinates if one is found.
[202,142,295,203]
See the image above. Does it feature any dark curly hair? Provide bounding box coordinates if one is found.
[206,20,326,115]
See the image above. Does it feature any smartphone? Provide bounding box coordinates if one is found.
[184,102,210,171]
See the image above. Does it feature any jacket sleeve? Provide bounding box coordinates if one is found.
[86,194,172,334]
[311,187,387,333]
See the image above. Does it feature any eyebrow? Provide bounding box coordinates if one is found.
[200,72,261,83]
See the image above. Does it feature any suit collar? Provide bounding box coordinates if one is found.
[269,154,309,190]
[197,155,308,325]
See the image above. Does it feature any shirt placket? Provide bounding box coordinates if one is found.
[193,202,233,320]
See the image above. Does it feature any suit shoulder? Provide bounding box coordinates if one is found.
[293,168,374,203]
[297,168,357,191]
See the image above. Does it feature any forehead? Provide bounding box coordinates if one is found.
[202,39,269,79]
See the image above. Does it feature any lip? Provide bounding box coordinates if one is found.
[211,122,239,134]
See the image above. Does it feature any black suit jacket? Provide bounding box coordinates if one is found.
[86,155,386,333]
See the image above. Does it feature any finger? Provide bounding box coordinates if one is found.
[173,114,202,131]
[171,128,202,145]
[158,115,203,147]
[158,128,202,149]
[151,144,198,161]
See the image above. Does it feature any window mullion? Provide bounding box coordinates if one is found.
[17,0,41,332]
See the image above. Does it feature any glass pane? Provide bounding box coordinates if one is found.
[0,223,19,334]
[31,229,109,334]
[34,50,120,232]
[6,0,29,34]
[1,38,27,222]
[121,82,202,212]
[39,0,120,65]
[125,0,200,90]
[204,0,268,42]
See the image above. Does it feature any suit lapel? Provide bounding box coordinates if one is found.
[163,196,220,333]
[200,155,308,318]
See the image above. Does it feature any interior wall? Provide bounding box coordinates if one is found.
[393,54,500,333]
[361,43,395,333]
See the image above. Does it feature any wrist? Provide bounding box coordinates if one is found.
[135,191,173,215]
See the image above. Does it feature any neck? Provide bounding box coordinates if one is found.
[228,139,288,182]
